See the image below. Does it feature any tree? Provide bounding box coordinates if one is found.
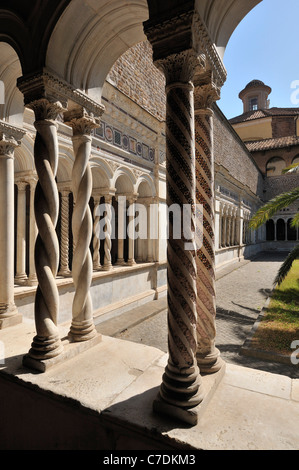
[249,163,299,285]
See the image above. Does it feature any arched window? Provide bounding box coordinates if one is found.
[266,157,286,176]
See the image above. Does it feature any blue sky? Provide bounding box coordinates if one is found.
[218,0,299,119]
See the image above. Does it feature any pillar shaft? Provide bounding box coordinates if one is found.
[153,50,204,418]
[116,195,126,265]
[65,112,98,342]
[59,190,71,276]
[127,198,136,266]
[15,181,28,284]
[194,78,223,373]
[103,195,113,271]
[27,99,64,359]
[0,123,24,327]
[92,195,102,270]
[28,178,38,286]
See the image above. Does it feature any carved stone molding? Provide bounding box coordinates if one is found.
[0,122,26,157]
[17,68,105,119]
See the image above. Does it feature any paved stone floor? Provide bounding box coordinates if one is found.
[114,251,299,379]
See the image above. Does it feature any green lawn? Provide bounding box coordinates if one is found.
[251,260,299,356]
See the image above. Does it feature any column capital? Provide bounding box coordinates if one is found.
[17,68,105,119]
[15,180,28,191]
[64,107,101,136]
[155,49,202,87]
[193,71,220,112]
[0,121,26,156]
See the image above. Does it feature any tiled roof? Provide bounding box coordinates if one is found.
[245,135,299,152]
[229,107,299,125]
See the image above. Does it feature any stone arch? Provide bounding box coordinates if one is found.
[113,167,136,195]
[14,133,35,173]
[46,0,149,101]
[0,42,24,126]
[266,156,286,177]
[136,175,156,198]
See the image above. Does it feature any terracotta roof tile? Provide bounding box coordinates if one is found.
[229,107,299,125]
[245,135,299,152]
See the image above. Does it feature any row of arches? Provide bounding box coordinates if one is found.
[266,155,299,177]
[266,218,298,241]
[218,205,252,249]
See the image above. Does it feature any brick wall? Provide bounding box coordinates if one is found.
[107,41,166,121]
[213,105,264,199]
[264,173,299,201]
[272,116,296,138]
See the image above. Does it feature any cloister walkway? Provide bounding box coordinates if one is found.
[105,251,299,379]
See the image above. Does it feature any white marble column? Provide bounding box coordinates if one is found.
[92,194,102,271]
[27,178,38,286]
[15,181,28,284]
[103,194,113,271]
[64,109,98,342]
[115,195,126,265]
[22,98,64,360]
[146,201,154,262]
[127,196,137,266]
[58,189,71,276]
[0,122,25,329]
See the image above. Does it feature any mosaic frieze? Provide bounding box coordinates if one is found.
[94,121,155,163]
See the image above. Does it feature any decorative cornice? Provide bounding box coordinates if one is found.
[0,121,26,144]
[192,12,227,89]
[17,68,105,119]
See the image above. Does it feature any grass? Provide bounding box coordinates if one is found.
[251,260,299,356]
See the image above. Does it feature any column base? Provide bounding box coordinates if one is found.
[23,333,102,372]
[0,310,22,329]
[102,264,113,271]
[127,259,136,266]
[153,360,226,425]
[58,269,72,278]
[68,319,98,342]
[26,275,38,286]
[14,274,28,285]
[196,347,224,374]
[115,259,126,266]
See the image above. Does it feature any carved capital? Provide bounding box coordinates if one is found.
[64,107,100,136]
[27,98,65,122]
[17,68,105,120]
[0,122,26,157]
[194,71,220,111]
[156,49,202,86]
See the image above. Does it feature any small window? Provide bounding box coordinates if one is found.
[249,97,258,111]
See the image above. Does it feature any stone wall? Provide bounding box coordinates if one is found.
[107,41,166,122]
[213,105,264,200]
[264,173,299,201]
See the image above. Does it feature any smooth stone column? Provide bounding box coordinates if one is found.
[92,194,102,271]
[146,201,154,262]
[65,109,98,342]
[115,195,126,265]
[27,178,38,286]
[152,50,204,424]
[103,194,113,271]
[0,122,25,329]
[15,181,28,284]
[127,196,137,266]
[58,189,71,276]
[193,77,223,374]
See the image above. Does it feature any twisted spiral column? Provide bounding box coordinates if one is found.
[194,81,223,373]
[103,195,113,271]
[67,115,98,342]
[27,99,64,359]
[27,178,38,286]
[58,190,71,276]
[92,194,102,270]
[154,51,204,417]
